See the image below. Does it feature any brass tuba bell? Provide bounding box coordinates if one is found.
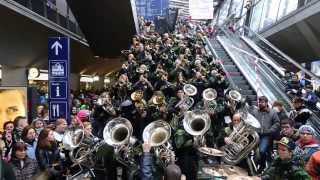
[103,117,133,147]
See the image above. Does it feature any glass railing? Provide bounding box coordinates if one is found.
[249,0,319,32]
[217,27,293,110]
[6,0,85,38]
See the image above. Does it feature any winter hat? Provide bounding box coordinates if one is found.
[76,110,90,122]
[278,137,296,151]
[299,125,315,136]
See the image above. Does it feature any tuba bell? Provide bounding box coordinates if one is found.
[183,110,211,146]
[143,120,175,166]
[183,84,197,96]
[62,126,85,151]
[225,89,242,113]
[202,88,217,114]
[103,117,133,148]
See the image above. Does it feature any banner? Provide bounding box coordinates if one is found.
[189,0,213,19]
[0,87,27,131]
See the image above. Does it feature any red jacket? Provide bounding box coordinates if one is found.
[306,150,320,180]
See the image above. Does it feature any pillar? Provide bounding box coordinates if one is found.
[70,73,81,92]
[1,66,27,86]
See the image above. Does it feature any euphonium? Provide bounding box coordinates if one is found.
[222,113,260,165]
[202,88,217,114]
[183,110,211,146]
[175,84,197,112]
[143,120,175,166]
[225,89,242,112]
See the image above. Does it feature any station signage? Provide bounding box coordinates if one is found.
[48,37,70,122]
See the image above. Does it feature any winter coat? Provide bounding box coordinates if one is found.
[306,150,320,180]
[25,140,37,160]
[294,139,320,162]
[10,158,39,180]
[250,107,280,136]
[261,155,311,180]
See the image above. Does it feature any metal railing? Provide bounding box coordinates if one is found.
[5,0,85,38]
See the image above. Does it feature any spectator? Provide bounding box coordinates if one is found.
[13,116,28,142]
[35,128,62,180]
[3,121,14,134]
[302,85,318,109]
[21,126,37,160]
[31,119,45,136]
[306,150,320,180]
[53,118,67,143]
[289,97,311,128]
[295,125,320,162]
[279,119,299,141]
[250,96,280,172]
[0,149,16,180]
[272,100,288,121]
[10,142,39,180]
[261,137,310,180]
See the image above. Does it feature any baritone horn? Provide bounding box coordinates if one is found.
[183,110,211,146]
[175,84,197,112]
[203,88,217,114]
[143,120,175,166]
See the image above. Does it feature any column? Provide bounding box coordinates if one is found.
[1,65,27,86]
[70,73,80,92]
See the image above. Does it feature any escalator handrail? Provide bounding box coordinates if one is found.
[240,36,286,77]
[241,25,320,81]
[197,25,238,90]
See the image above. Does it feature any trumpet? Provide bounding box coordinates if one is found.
[131,90,144,102]
[143,120,175,166]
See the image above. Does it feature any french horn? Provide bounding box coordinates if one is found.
[143,120,175,166]
[183,110,211,146]
[203,88,217,114]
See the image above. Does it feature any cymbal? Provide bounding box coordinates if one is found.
[198,147,226,157]
[202,165,248,177]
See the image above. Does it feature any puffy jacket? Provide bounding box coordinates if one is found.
[35,146,61,170]
[306,151,320,180]
[10,158,39,180]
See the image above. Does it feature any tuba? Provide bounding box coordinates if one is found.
[62,126,84,151]
[222,113,260,166]
[103,117,133,149]
[202,88,217,114]
[143,120,175,166]
[183,110,211,146]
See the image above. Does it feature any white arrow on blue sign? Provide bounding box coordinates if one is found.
[51,41,62,56]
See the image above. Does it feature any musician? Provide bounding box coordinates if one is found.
[131,101,152,140]
[216,113,242,147]
[279,119,299,141]
[113,74,132,102]
[190,71,208,103]
[132,75,154,100]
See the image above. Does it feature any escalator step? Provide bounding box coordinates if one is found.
[231,76,244,81]
[238,84,251,90]
[241,90,255,95]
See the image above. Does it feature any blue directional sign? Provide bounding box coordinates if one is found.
[49,60,67,79]
[49,81,67,99]
[48,37,70,123]
[49,101,68,120]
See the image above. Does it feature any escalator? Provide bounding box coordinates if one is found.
[207,26,320,137]
[210,38,257,105]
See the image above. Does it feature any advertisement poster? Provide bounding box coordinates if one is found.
[0,87,27,131]
[189,0,214,19]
